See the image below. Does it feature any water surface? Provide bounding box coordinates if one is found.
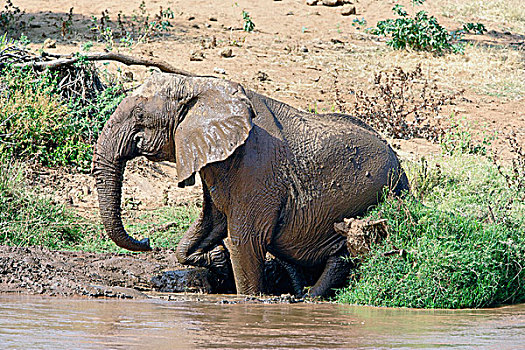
[0,295,523,349]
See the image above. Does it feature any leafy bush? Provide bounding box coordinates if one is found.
[337,195,524,308]
[372,4,464,54]
[0,65,124,170]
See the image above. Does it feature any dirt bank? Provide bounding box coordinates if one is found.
[0,245,305,300]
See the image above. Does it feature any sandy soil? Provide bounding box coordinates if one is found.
[2,0,524,298]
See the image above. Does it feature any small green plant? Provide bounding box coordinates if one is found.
[242,10,255,32]
[91,3,173,51]
[440,116,494,156]
[352,17,367,29]
[462,22,487,34]
[372,4,464,54]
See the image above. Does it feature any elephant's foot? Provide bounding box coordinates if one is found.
[273,256,307,297]
[307,253,352,298]
[205,245,231,277]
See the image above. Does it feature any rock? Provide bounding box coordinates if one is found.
[219,47,233,58]
[255,71,270,82]
[300,45,309,52]
[306,0,318,6]
[152,268,214,293]
[209,16,218,21]
[29,22,44,28]
[213,67,226,74]
[43,38,56,49]
[322,0,340,6]
[123,71,134,82]
[341,5,356,16]
[189,50,205,61]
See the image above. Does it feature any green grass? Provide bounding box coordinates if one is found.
[0,159,199,252]
[336,155,525,308]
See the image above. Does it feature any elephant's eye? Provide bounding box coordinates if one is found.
[133,132,145,150]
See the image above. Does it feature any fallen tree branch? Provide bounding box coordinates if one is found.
[13,52,194,76]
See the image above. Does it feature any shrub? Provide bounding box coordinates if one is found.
[0,65,123,170]
[0,36,125,170]
[346,65,460,141]
[372,4,464,54]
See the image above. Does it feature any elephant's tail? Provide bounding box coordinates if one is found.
[388,164,410,198]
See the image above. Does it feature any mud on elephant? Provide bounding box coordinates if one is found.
[92,73,408,297]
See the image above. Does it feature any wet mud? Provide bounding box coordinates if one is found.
[0,245,308,301]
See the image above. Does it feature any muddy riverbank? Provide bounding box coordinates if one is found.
[0,245,303,300]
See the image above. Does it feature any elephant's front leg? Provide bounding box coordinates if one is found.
[175,184,228,272]
[223,234,267,295]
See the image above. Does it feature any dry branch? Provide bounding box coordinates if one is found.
[13,52,193,76]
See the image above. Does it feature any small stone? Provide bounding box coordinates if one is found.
[300,45,309,52]
[219,47,233,58]
[322,0,339,6]
[286,11,294,16]
[29,22,44,28]
[189,50,205,61]
[214,67,226,74]
[255,71,270,82]
[306,0,318,5]
[187,16,195,21]
[43,38,56,48]
[341,5,356,15]
[123,71,134,82]
[209,16,218,21]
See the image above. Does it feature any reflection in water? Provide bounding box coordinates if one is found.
[0,295,523,349]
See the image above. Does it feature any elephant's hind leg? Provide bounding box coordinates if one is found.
[307,249,352,298]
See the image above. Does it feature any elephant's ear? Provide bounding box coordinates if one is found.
[174,80,254,184]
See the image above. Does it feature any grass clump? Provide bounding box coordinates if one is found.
[0,159,199,252]
[336,154,525,308]
[0,160,92,249]
[337,195,524,308]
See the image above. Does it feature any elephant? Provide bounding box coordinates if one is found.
[92,72,409,297]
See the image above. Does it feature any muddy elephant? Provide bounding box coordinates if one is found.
[92,73,408,297]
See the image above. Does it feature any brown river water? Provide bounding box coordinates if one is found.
[0,295,523,349]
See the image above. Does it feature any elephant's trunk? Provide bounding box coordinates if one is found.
[92,113,152,252]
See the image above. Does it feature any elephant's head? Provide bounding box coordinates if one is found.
[92,74,254,251]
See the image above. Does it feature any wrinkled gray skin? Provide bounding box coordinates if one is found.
[93,73,408,297]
